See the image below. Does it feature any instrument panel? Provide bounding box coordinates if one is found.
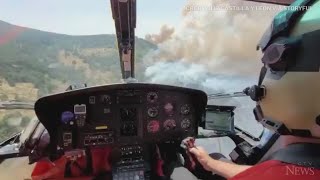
[34,83,207,151]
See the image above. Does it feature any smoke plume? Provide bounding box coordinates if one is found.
[145,25,175,44]
[142,0,282,135]
[143,0,282,79]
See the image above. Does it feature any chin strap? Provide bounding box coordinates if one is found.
[258,66,267,86]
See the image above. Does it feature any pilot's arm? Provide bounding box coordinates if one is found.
[189,147,252,179]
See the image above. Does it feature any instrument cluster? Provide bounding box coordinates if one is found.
[142,91,197,142]
[34,83,207,151]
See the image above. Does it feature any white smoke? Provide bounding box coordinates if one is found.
[145,61,255,93]
[142,0,282,136]
[143,0,282,82]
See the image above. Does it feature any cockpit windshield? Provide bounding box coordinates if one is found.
[0,0,283,142]
[0,0,290,179]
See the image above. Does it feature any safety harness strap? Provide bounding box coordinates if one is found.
[265,143,320,169]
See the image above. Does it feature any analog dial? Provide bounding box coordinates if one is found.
[147,120,160,133]
[120,108,136,121]
[163,119,176,131]
[181,118,191,129]
[147,92,158,103]
[147,107,159,118]
[101,95,111,104]
[181,104,191,115]
[164,103,174,115]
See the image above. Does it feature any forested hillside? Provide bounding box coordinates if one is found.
[0,20,156,97]
[0,20,156,141]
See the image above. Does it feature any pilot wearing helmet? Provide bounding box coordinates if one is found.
[189,0,320,179]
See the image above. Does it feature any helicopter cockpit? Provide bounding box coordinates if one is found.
[0,82,279,180]
[0,0,297,180]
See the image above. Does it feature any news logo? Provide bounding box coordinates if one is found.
[285,162,316,176]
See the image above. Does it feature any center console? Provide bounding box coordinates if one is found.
[112,144,149,180]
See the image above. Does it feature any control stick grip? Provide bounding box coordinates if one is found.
[182,137,217,179]
[182,137,197,170]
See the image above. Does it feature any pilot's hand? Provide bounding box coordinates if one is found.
[189,147,212,171]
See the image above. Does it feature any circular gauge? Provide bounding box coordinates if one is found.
[164,103,174,115]
[181,104,191,115]
[147,107,159,118]
[101,95,111,104]
[147,120,160,133]
[120,108,136,121]
[163,119,176,131]
[181,118,191,129]
[61,111,74,124]
[147,92,158,103]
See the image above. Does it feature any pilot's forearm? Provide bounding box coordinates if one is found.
[206,158,252,179]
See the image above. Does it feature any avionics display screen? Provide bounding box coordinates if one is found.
[74,105,86,114]
[205,111,232,132]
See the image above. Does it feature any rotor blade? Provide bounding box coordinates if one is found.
[111,0,136,79]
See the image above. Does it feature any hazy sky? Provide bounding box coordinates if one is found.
[0,0,185,37]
